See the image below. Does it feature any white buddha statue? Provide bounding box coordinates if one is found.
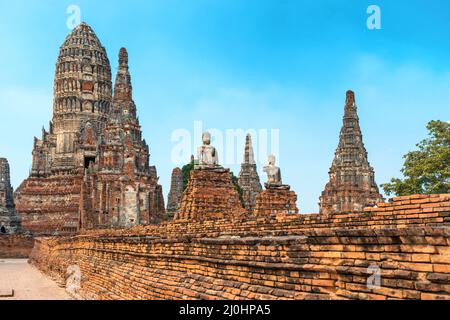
[197,132,219,167]
[263,154,282,185]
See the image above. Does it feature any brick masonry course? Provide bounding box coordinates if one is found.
[29,194,450,300]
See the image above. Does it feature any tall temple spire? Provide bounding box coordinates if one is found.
[80,47,165,229]
[113,48,137,120]
[238,134,262,213]
[103,47,146,170]
[319,90,383,215]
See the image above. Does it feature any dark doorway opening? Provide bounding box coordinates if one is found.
[84,156,96,169]
[0,226,6,234]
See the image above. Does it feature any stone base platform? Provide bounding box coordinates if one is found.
[254,184,299,215]
[175,167,246,220]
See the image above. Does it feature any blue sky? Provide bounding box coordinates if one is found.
[0,0,449,212]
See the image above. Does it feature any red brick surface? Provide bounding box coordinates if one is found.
[0,235,35,258]
[29,194,450,300]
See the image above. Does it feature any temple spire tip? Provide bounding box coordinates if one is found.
[118,47,128,66]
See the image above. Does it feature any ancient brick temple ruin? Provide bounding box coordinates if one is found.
[166,167,184,219]
[13,81,450,300]
[79,48,165,229]
[175,132,247,220]
[176,168,246,220]
[4,22,450,301]
[238,134,262,213]
[0,158,20,234]
[319,90,383,215]
[14,23,164,235]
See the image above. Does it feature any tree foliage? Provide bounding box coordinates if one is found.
[181,160,195,191]
[231,172,245,206]
[381,120,450,196]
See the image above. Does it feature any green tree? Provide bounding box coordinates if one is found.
[181,159,195,191]
[231,172,244,206]
[381,120,450,196]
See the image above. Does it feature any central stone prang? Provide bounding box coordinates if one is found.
[195,131,220,170]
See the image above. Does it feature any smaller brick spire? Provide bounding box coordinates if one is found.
[319,90,383,215]
[0,158,13,206]
[0,158,20,233]
[238,134,262,213]
[166,168,184,219]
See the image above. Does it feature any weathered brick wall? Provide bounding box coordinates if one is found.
[0,234,35,258]
[29,194,450,300]
[254,186,299,215]
[30,227,450,300]
[84,194,450,239]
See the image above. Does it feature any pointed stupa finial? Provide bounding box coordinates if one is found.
[243,133,256,164]
[113,47,133,103]
[346,90,355,104]
[345,90,357,116]
[119,47,128,67]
